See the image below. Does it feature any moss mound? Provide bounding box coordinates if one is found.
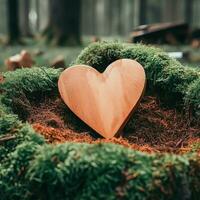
[0,42,200,199]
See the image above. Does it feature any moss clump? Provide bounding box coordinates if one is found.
[185,78,200,117]
[1,67,61,97]
[1,142,200,200]
[0,67,62,119]
[0,141,43,200]
[0,42,200,199]
[0,112,44,162]
[0,67,62,106]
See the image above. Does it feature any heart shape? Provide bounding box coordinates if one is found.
[58,59,146,138]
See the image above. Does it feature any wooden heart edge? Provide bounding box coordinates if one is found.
[115,79,146,137]
[58,59,146,138]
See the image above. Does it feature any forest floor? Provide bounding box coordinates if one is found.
[0,38,200,71]
[0,42,83,71]
[1,40,200,154]
[30,95,200,154]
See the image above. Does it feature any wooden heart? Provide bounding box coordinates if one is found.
[58,59,146,138]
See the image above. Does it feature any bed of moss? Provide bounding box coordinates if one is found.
[0,42,200,200]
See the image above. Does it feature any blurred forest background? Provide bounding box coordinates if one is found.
[0,0,200,71]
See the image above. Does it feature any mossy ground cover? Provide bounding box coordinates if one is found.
[0,42,200,199]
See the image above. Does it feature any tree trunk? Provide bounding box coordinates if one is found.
[45,0,81,46]
[162,0,181,22]
[36,0,40,31]
[139,0,147,25]
[20,0,32,37]
[7,0,21,44]
[185,0,193,24]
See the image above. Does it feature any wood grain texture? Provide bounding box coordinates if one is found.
[58,59,146,138]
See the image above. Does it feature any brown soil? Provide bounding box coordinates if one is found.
[27,96,200,154]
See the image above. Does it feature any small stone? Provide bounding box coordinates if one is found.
[5,50,34,71]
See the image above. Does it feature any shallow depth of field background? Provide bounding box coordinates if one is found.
[0,0,200,71]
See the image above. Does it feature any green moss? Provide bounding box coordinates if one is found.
[0,67,62,107]
[0,113,18,134]
[0,113,44,162]
[0,113,20,161]
[0,142,43,200]
[1,143,200,200]
[0,42,200,199]
[0,67,62,119]
[184,78,200,117]
[73,42,123,73]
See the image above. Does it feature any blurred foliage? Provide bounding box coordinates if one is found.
[0,42,200,199]
[0,39,200,72]
[0,40,83,71]
[161,45,200,68]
